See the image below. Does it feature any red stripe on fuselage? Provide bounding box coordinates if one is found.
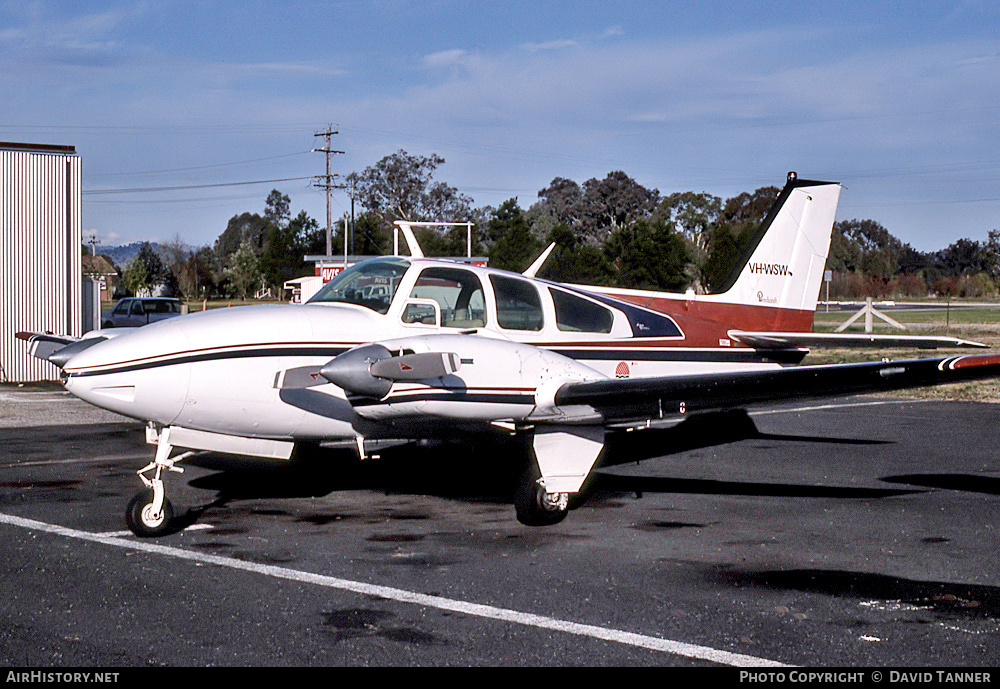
[599,293,814,347]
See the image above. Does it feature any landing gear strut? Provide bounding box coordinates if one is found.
[126,427,191,537]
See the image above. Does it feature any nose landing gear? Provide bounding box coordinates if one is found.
[126,427,191,537]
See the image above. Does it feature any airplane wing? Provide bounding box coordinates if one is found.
[554,353,1000,424]
[728,331,987,349]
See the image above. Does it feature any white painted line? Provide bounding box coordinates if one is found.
[0,453,151,468]
[95,523,214,538]
[750,398,932,417]
[0,511,787,667]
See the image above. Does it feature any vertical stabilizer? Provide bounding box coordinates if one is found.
[712,173,840,312]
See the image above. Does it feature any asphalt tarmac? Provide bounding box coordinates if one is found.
[1,385,999,670]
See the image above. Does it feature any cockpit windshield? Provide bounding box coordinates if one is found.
[306,257,410,314]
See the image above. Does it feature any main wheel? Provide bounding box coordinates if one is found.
[514,461,569,526]
[125,491,174,537]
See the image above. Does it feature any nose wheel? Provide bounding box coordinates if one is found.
[125,490,175,537]
[126,426,190,537]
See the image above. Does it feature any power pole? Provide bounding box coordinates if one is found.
[312,125,345,256]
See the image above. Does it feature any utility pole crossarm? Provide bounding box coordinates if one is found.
[313,125,346,257]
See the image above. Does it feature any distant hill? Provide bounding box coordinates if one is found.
[95,242,195,270]
[96,242,156,270]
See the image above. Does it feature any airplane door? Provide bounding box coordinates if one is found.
[397,267,487,333]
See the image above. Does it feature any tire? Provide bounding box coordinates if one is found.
[514,460,569,526]
[125,491,175,537]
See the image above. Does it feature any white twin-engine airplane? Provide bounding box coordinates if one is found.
[18,173,1000,536]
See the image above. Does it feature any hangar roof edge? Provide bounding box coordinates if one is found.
[0,142,77,155]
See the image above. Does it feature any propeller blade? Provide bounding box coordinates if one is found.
[369,352,461,381]
[272,366,327,390]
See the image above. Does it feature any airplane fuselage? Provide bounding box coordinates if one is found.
[62,256,806,445]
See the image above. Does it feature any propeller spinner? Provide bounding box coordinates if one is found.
[319,344,462,398]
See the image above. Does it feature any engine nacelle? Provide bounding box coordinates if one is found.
[330,334,606,423]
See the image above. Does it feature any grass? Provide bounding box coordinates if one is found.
[806,299,1000,402]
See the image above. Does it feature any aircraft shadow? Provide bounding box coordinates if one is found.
[183,438,527,507]
[602,409,890,467]
[710,566,1000,621]
[169,409,918,526]
[881,474,1000,496]
[587,409,913,500]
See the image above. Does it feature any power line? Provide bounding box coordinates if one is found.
[96,151,313,178]
[82,176,314,195]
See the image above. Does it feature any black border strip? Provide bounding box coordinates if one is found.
[66,346,351,378]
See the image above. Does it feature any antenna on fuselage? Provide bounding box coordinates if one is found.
[522,242,556,278]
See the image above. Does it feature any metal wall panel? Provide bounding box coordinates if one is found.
[1,146,82,383]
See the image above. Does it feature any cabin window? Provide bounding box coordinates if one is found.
[307,257,410,314]
[407,267,486,328]
[550,288,614,333]
[490,275,543,331]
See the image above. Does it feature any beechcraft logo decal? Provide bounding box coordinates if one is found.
[615,361,630,378]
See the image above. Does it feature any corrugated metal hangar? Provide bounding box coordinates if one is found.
[1,142,82,383]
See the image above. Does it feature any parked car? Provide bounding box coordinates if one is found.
[101,298,186,328]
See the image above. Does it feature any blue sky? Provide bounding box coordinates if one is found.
[2,0,999,253]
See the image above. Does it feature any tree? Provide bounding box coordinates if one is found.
[604,217,689,291]
[224,239,262,300]
[216,212,268,260]
[934,237,987,278]
[702,185,780,292]
[259,210,320,290]
[347,150,473,228]
[658,191,722,291]
[577,171,660,246]
[536,222,613,286]
[121,243,169,296]
[264,189,291,229]
[534,177,583,231]
[830,219,905,280]
[487,199,541,272]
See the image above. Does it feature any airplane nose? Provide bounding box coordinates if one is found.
[61,321,192,425]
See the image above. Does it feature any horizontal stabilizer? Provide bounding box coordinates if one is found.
[16,331,111,367]
[729,331,988,350]
[15,331,77,361]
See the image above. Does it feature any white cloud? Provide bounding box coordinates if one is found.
[423,49,469,67]
[519,39,577,53]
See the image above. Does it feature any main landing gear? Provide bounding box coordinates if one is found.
[514,459,570,527]
[125,427,191,537]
